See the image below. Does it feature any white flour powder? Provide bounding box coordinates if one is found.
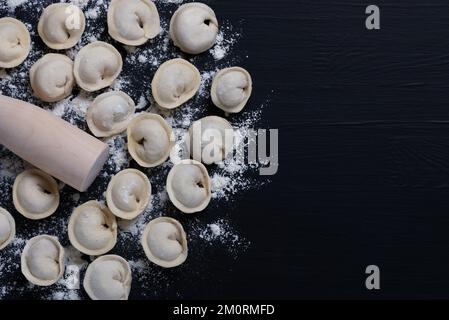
[0,0,269,299]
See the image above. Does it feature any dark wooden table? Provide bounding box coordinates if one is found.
[224,0,449,299]
[2,0,449,299]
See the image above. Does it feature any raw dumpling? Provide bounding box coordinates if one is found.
[68,201,117,256]
[38,3,85,50]
[30,54,75,102]
[169,2,218,54]
[141,217,187,268]
[74,41,123,92]
[127,113,174,167]
[188,116,234,164]
[0,17,31,68]
[13,169,60,220]
[0,207,15,250]
[151,58,200,109]
[106,169,151,220]
[21,235,65,286]
[83,255,132,300]
[211,67,253,113]
[108,0,160,46]
[86,91,135,137]
[166,159,211,213]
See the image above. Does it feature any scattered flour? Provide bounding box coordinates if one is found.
[156,0,184,3]
[63,0,90,8]
[198,219,249,255]
[210,26,240,60]
[0,0,268,300]
[6,0,27,11]
[85,7,99,19]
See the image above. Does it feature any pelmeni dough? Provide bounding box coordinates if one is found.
[30,54,75,102]
[38,3,86,50]
[211,67,253,113]
[0,17,31,68]
[127,113,174,167]
[86,91,135,137]
[68,201,117,256]
[83,255,132,300]
[188,116,234,164]
[0,207,15,250]
[151,58,200,109]
[106,169,151,220]
[13,169,60,220]
[108,0,160,46]
[167,159,211,213]
[169,2,218,54]
[141,217,187,268]
[74,41,123,92]
[21,235,65,286]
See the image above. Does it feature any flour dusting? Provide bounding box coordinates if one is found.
[0,0,268,300]
[6,0,27,11]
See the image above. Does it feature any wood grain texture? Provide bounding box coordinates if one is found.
[222,0,449,299]
[1,0,449,299]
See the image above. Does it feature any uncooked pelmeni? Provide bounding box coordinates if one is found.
[13,169,60,220]
[38,3,85,50]
[141,217,187,268]
[21,235,65,286]
[68,201,117,256]
[166,159,211,213]
[211,67,253,113]
[106,169,151,220]
[30,54,75,102]
[151,58,201,109]
[0,207,15,250]
[169,2,218,54]
[86,91,135,137]
[74,41,123,92]
[83,255,132,300]
[127,113,174,167]
[188,116,234,164]
[108,0,160,46]
[0,17,31,68]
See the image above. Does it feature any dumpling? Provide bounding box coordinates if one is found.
[38,3,86,50]
[30,54,75,102]
[21,235,65,286]
[169,2,218,54]
[108,0,160,46]
[83,255,132,300]
[13,169,60,220]
[74,41,123,92]
[141,217,187,268]
[86,91,136,138]
[68,201,117,256]
[166,159,211,213]
[0,17,31,68]
[106,169,151,220]
[188,116,234,164]
[211,67,253,113]
[127,113,174,167]
[0,207,15,250]
[151,58,200,109]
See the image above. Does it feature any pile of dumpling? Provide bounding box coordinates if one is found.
[0,0,253,300]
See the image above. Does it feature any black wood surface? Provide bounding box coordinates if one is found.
[3,0,449,299]
[226,0,449,299]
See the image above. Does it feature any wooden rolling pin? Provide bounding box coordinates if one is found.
[0,95,109,192]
